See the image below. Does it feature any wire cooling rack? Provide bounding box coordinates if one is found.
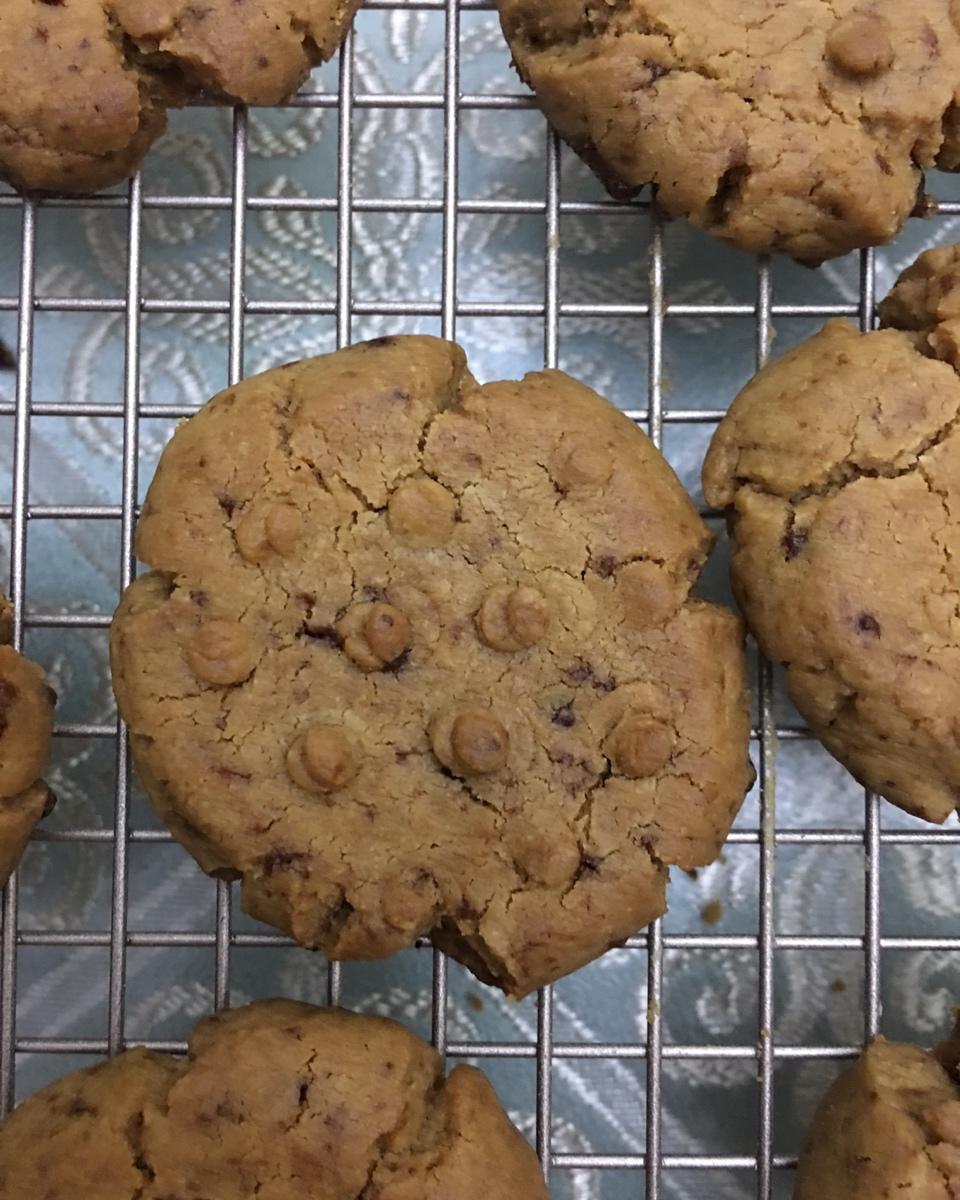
[2,2,960,1197]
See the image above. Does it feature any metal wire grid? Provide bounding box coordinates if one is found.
[1,1,959,1195]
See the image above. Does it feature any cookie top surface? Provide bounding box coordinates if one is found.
[703,245,960,824]
[0,998,548,1200]
[111,335,752,997]
[0,0,359,193]
[795,1018,960,1199]
[0,593,54,885]
[497,0,960,262]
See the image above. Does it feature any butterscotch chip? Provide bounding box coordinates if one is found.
[0,593,55,887]
[616,560,685,629]
[704,243,960,825]
[496,0,960,262]
[338,602,412,671]
[236,501,302,563]
[826,14,893,75]
[509,821,581,888]
[387,477,457,545]
[0,1000,549,1200]
[111,336,752,998]
[0,1,360,194]
[431,707,510,777]
[612,715,675,778]
[795,1013,960,1199]
[186,621,258,686]
[554,439,613,493]
[287,726,355,793]
[476,586,549,652]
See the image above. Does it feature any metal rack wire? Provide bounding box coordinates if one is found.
[2,2,960,1197]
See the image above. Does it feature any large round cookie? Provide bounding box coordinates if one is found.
[111,335,753,997]
[794,1015,960,1199]
[0,0,360,194]
[0,998,548,1199]
[704,244,960,824]
[0,592,54,885]
[497,1,960,262]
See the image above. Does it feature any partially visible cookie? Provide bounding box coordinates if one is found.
[111,335,753,998]
[0,593,54,885]
[497,0,960,262]
[794,1015,960,1199]
[0,0,360,194]
[704,244,960,824]
[0,998,549,1199]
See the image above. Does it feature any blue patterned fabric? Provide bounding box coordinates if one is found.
[2,7,960,1198]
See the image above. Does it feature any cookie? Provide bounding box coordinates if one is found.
[0,592,55,885]
[704,244,960,824]
[496,1,960,262]
[0,0,360,194]
[110,335,753,997]
[0,998,549,1199]
[795,1015,960,1199]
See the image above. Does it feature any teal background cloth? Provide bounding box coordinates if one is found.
[2,7,960,1197]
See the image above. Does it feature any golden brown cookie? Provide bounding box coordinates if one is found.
[496,0,960,262]
[704,244,960,824]
[110,335,753,997]
[0,592,55,885]
[0,998,548,1199]
[794,1015,960,1199]
[0,0,360,194]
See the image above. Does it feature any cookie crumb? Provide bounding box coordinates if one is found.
[700,899,723,926]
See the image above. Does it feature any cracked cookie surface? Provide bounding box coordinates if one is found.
[110,335,753,997]
[496,0,960,262]
[0,998,548,1199]
[0,0,360,194]
[0,592,55,886]
[704,244,960,824]
[795,1013,960,1199]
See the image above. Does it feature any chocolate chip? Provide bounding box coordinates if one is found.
[593,674,617,693]
[361,585,387,602]
[217,494,236,517]
[262,848,311,877]
[382,647,410,674]
[298,622,340,647]
[564,659,593,684]
[189,589,208,607]
[782,525,808,560]
[875,151,894,177]
[643,60,670,81]
[551,703,576,728]
[574,854,601,881]
[856,612,881,638]
[295,592,316,611]
[591,553,617,578]
[363,336,396,349]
